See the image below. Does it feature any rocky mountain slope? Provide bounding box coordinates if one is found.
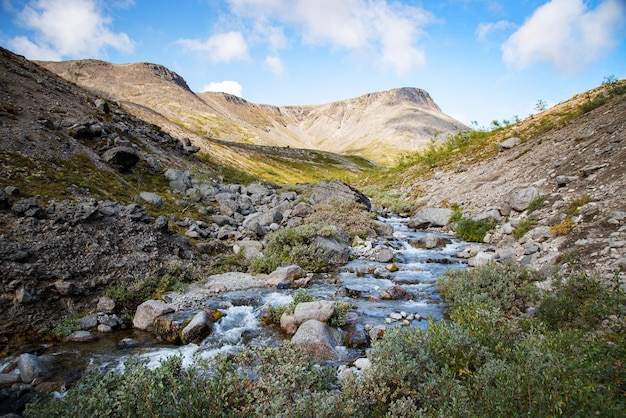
[38,59,466,165]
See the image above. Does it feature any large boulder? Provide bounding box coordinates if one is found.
[408,208,453,229]
[280,300,336,335]
[164,169,192,193]
[315,236,350,266]
[309,180,371,210]
[102,146,139,172]
[508,187,538,212]
[181,311,213,344]
[17,353,49,383]
[133,300,175,331]
[266,264,305,287]
[291,320,340,362]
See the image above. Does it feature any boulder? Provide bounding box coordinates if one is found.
[181,311,213,344]
[381,285,411,300]
[468,251,495,267]
[102,146,139,171]
[309,180,371,210]
[408,208,453,229]
[140,192,163,207]
[291,320,340,362]
[343,323,368,348]
[498,137,521,151]
[508,187,538,212]
[17,353,49,383]
[164,169,192,193]
[372,246,394,263]
[266,264,305,286]
[294,301,336,324]
[133,300,175,331]
[0,188,8,210]
[315,236,350,266]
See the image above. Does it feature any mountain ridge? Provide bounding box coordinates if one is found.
[37,59,466,164]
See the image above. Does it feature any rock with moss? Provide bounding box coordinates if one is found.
[133,300,175,331]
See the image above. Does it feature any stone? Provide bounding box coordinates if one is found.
[417,233,446,249]
[145,156,163,172]
[508,187,538,212]
[556,175,578,187]
[498,136,521,151]
[266,264,305,286]
[153,314,185,343]
[102,147,140,171]
[372,246,394,263]
[343,323,368,348]
[0,188,8,210]
[291,320,340,362]
[280,313,300,334]
[408,208,454,229]
[65,330,94,342]
[133,300,175,331]
[154,215,169,231]
[368,324,386,341]
[76,314,99,330]
[468,251,495,266]
[294,301,334,321]
[140,191,163,207]
[309,180,371,210]
[164,168,192,193]
[17,353,49,383]
[315,236,350,266]
[381,285,411,300]
[246,183,271,196]
[181,311,213,344]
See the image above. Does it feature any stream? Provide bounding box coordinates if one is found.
[2,216,468,385]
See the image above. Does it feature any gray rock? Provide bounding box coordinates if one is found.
[417,233,444,249]
[65,330,94,342]
[154,215,169,231]
[372,246,394,263]
[246,183,271,196]
[291,319,340,362]
[309,180,371,210]
[165,169,192,193]
[498,136,521,151]
[508,187,538,212]
[140,191,163,207]
[102,146,140,171]
[181,311,213,344]
[556,175,578,187]
[233,239,264,259]
[0,188,8,210]
[476,209,503,222]
[468,251,495,266]
[315,236,350,266]
[294,301,336,324]
[579,202,599,218]
[17,353,49,383]
[145,156,163,172]
[408,208,453,229]
[76,314,99,330]
[133,300,175,331]
[266,264,305,286]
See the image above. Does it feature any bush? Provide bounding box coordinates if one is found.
[438,261,539,316]
[304,201,381,239]
[526,195,547,214]
[513,217,537,239]
[454,217,498,242]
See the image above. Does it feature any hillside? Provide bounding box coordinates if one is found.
[38,59,466,165]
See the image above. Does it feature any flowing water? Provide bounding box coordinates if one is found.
[2,216,468,382]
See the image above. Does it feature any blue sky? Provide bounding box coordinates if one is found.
[1,0,625,128]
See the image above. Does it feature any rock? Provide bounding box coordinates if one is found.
[315,236,350,266]
[579,202,599,218]
[233,239,263,259]
[102,147,139,171]
[408,208,454,229]
[372,246,394,263]
[476,209,503,222]
[556,175,578,187]
[343,323,368,348]
[65,330,94,342]
[140,192,163,207]
[11,197,40,216]
[498,136,521,151]
[97,296,116,313]
[246,183,271,196]
[309,180,371,210]
[280,313,300,334]
[17,353,49,383]
[181,311,213,344]
[97,324,112,333]
[133,300,175,331]
[0,188,8,210]
[145,156,163,172]
[76,314,99,330]
[381,285,411,300]
[266,264,305,286]
[294,301,336,324]
[153,314,185,343]
[468,251,495,266]
[368,324,386,341]
[164,168,192,193]
[417,233,446,249]
[291,320,340,362]
[154,215,169,231]
[508,187,538,212]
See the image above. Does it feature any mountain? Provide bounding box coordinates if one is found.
[37,59,466,164]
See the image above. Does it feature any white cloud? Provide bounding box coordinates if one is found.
[264,55,285,75]
[502,0,626,73]
[475,20,515,43]
[178,31,249,63]
[202,80,243,97]
[227,0,433,74]
[7,0,133,60]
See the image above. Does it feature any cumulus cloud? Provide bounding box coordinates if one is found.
[202,80,243,97]
[178,31,249,63]
[227,0,433,74]
[264,55,285,76]
[502,0,626,73]
[7,0,133,60]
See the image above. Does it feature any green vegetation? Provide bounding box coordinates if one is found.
[106,262,197,313]
[454,217,498,242]
[263,289,318,324]
[28,263,626,417]
[526,194,547,213]
[513,217,537,239]
[549,194,592,237]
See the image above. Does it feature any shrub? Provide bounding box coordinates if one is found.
[549,218,573,237]
[438,261,539,316]
[454,217,498,242]
[304,201,380,239]
[513,217,537,239]
[537,272,625,330]
[526,195,547,214]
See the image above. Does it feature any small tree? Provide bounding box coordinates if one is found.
[535,99,547,112]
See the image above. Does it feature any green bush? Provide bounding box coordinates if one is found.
[526,195,547,213]
[454,217,498,242]
[438,261,539,316]
[513,217,537,239]
[537,272,625,330]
